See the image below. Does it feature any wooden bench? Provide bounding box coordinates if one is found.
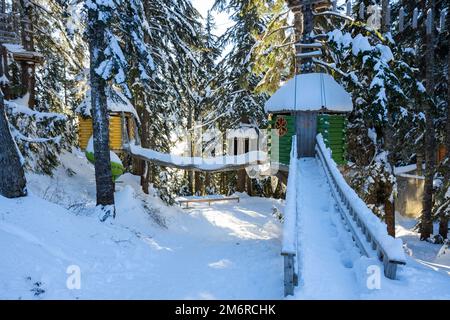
[177,196,240,209]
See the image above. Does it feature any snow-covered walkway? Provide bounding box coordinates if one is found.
[294,158,361,299]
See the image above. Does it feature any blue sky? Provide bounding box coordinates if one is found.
[192,0,349,36]
[191,0,234,36]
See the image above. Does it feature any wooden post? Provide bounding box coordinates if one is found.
[282,253,296,296]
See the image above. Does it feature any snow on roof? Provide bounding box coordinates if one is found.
[227,125,259,139]
[76,87,139,120]
[2,43,43,58]
[264,73,353,113]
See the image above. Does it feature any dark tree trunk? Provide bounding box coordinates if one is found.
[420,0,436,240]
[205,172,210,194]
[292,8,303,74]
[140,104,152,194]
[290,2,313,74]
[381,0,391,34]
[0,46,10,99]
[384,117,396,236]
[440,11,450,240]
[87,6,115,216]
[246,176,253,196]
[187,105,194,194]
[416,149,424,176]
[0,93,27,198]
[236,169,246,193]
[19,0,36,108]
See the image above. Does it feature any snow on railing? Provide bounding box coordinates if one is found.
[315,134,406,279]
[281,136,298,296]
[126,143,268,173]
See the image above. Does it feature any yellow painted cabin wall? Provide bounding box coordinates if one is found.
[78,114,135,151]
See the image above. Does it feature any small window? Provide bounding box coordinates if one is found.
[244,138,249,153]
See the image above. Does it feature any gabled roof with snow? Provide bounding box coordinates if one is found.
[265,73,353,113]
[76,87,139,121]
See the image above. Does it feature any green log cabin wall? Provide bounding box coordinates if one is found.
[316,114,347,165]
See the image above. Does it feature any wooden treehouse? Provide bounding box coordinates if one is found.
[265,73,353,165]
[263,1,353,165]
[0,0,43,107]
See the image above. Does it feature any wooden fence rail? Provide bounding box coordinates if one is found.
[281,136,298,297]
[315,134,406,280]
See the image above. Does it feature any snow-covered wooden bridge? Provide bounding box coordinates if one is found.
[281,135,406,297]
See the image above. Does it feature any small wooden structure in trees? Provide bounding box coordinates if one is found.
[226,124,261,156]
[265,73,353,163]
[78,113,137,152]
[76,91,138,152]
[0,0,43,107]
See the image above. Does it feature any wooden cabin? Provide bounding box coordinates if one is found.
[0,0,43,106]
[78,113,136,152]
[77,88,138,152]
[265,73,353,165]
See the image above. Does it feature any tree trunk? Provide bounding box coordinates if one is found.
[0,92,27,198]
[194,171,202,195]
[140,104,152,194]
[380,1,395,237]
[236,169,246,193]
[384,123,396,237]
[187,104,194,195]
[416,149,424,176]
[381,0,391,34]
[0,46,10,99]
[420,0,436,240]
[205,172,211,194]
[440,10,450,240]
[19,0,36,108]
[290,2,313,74]
[246,176,253,196]
[87,5,115,216]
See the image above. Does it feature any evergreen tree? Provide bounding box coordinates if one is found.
[213,0,269,195]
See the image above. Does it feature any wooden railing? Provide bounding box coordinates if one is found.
[315,134,406,279]
[280,136,298,297]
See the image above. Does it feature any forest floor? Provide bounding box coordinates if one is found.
[0,149,449,299]
[0,149,283,299]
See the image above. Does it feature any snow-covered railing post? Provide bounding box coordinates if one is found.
[315,134,406,280]
[281,136,298,296]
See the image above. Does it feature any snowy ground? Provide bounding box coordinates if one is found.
[292,158,450,300]
[0,150,283,299]
[396,215,450,277]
